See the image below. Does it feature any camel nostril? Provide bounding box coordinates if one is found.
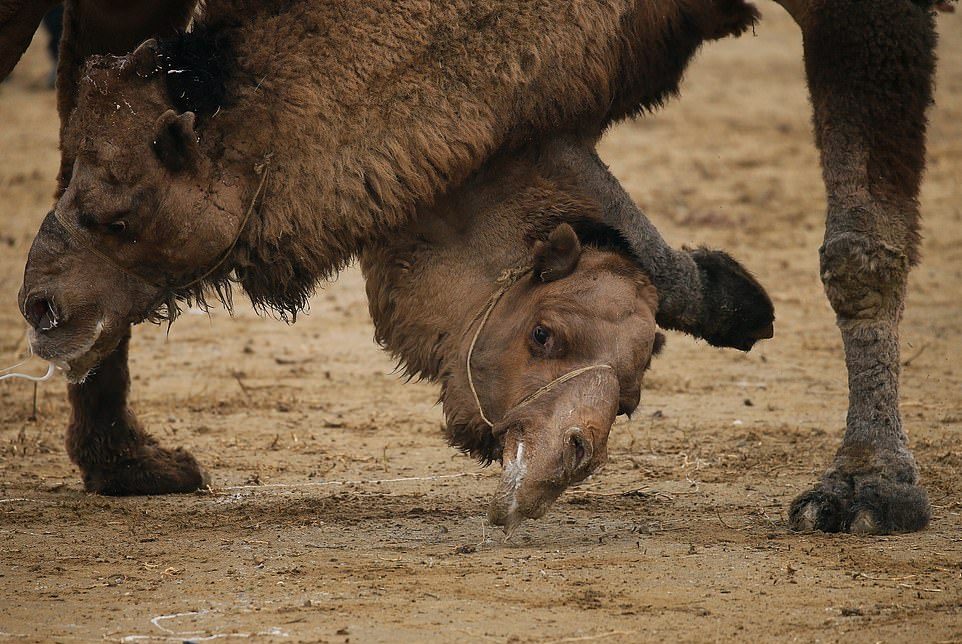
[563,427,591,475]
[24,295,59,332]
[571,433,585,464]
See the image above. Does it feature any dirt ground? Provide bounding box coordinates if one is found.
[1,4,961,642]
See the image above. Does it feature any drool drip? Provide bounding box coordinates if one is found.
[0,361,59,383]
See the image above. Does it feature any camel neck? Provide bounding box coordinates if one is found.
[360,188,536,384]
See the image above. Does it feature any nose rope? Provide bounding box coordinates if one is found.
[465,265,614,428]
[51,160,270,293]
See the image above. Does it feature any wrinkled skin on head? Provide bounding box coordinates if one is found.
[18,43,246,382]
[460,224,662,533]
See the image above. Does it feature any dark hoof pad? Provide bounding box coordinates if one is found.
[789,478,930,534]
[84,445,209,496]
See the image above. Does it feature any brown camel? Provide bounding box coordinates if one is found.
[4,0,948,534]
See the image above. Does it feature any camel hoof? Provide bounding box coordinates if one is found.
[849,510,879,535]
[83,445,209,496]
[790,498,821,533]
[788,476,930,535]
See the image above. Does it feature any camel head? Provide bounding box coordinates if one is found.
[19,40,248,382]
[448,223,664,534]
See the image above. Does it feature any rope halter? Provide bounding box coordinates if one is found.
[465,265,614,428]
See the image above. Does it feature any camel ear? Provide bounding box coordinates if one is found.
[152,109,199,172]
[129,38,161,76]
[532,223,581,283]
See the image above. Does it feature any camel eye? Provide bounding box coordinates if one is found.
[532,325,551,346]
[106,220,127,235]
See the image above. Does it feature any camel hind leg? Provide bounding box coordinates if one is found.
[782,0,937,533]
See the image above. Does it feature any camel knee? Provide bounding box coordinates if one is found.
[820,233,909,323]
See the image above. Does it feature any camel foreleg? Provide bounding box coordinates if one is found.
[66,329,208,495]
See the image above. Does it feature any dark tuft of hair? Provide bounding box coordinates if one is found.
[527,216,643,266]
[157,25,234,120]
[564,217,643,264]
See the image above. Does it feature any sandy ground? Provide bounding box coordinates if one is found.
[1,4,961,642]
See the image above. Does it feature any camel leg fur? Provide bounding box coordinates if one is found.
[66,330,208,494]
[0,0,58,80]
[781,0,937,533]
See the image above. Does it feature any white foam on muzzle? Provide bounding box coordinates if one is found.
[505,442,527,491]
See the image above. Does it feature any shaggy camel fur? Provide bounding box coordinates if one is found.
[6,0,948,533]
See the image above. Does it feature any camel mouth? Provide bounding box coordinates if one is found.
[487,441,567,536]
[487,481,560,537]
[26,319,106,384]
